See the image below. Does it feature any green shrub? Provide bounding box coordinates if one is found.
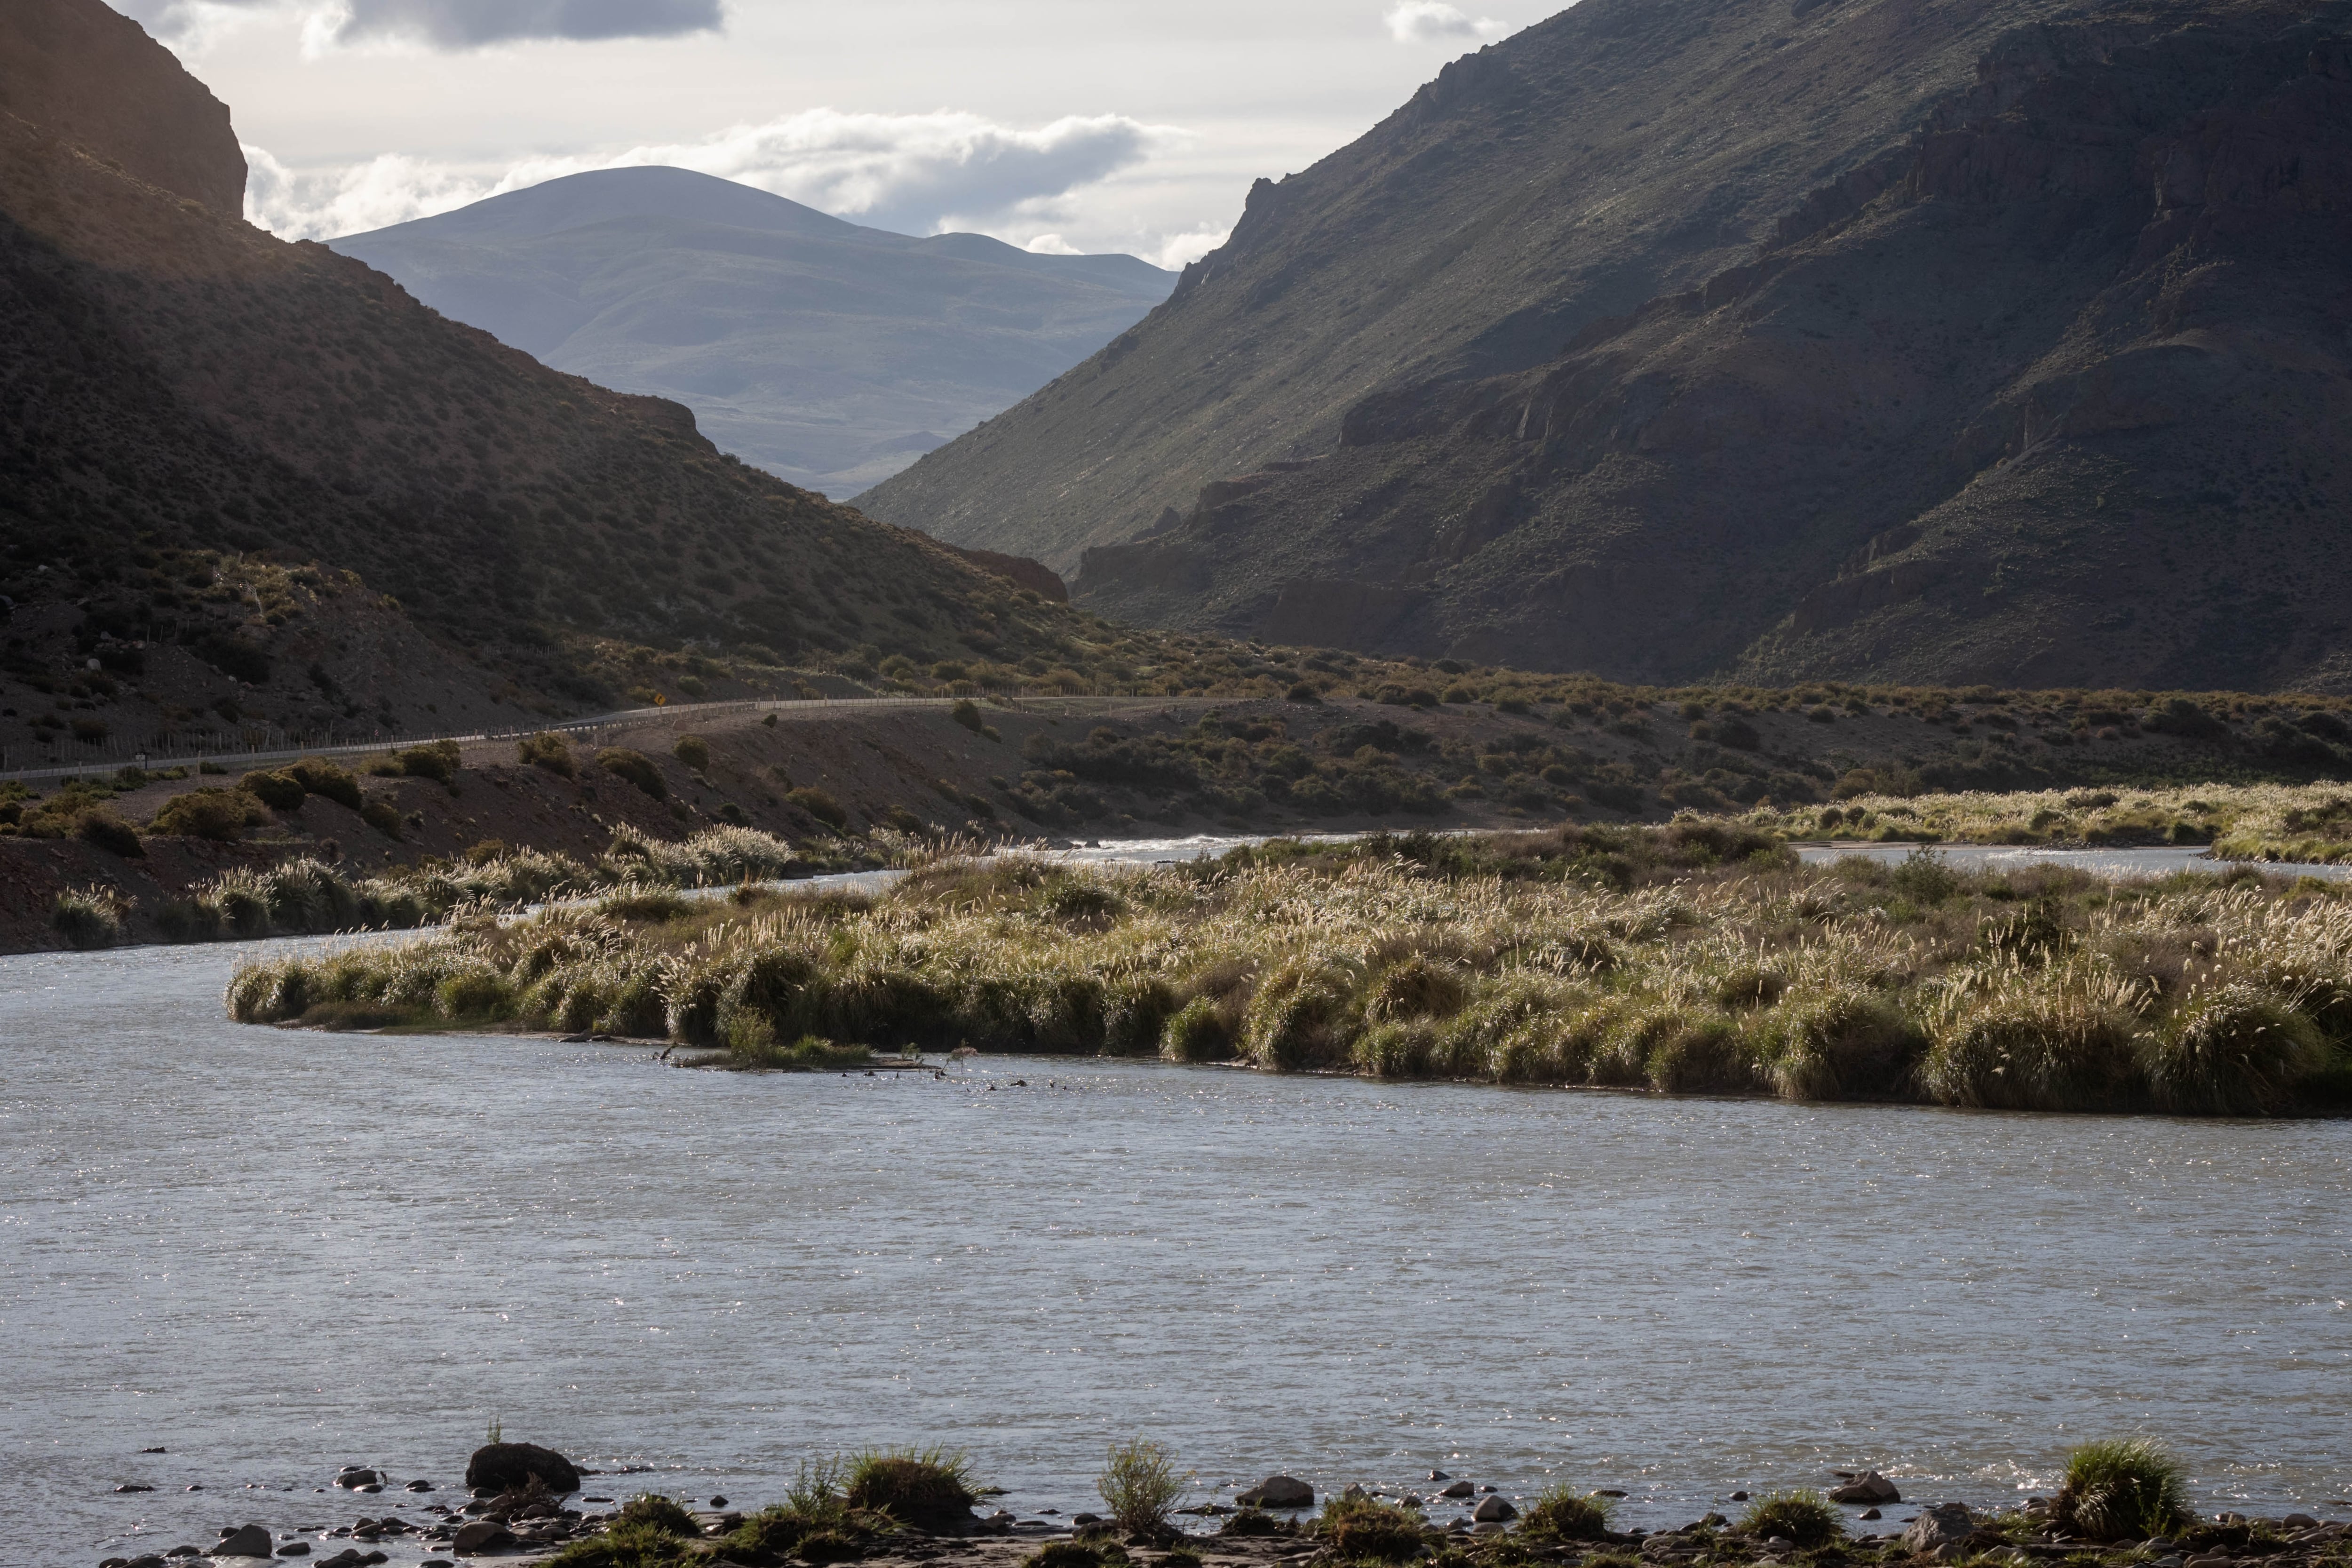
[673,734,712,771]
[1739,1492,1841,1548]
[286,757,364,811]
[1519,1485,1614,1541]
[151,788,259,841]
[518,732,576,776]
[394,740,462,785]
[951,699,985,733]
[242,770,307,810]
[75,812,143,858]
[599,748,667,799]
[52,885,125,949]
[361,798,405,840]
[841,1446,976,1528]
[1097,1438,1183,1535]
[788,787,850,830]
[1160,995,1235,1062]
[2051,1439,2190,1541]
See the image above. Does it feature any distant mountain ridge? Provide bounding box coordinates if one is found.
[332,168,1176,496]
[860,0,2352,692]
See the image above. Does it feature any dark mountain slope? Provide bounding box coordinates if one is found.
[332,168,1175,496]
[859,0,2352,692]
[0,0,1109,713]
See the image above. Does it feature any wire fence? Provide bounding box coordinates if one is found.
[0,691,1224,786]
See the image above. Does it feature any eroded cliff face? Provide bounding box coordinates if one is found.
[0,0,246,217]
[1052,2,2352,689]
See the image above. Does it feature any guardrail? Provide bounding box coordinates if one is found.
[0,692,1226,786]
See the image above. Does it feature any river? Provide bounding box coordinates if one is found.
[4,846,2351,1565]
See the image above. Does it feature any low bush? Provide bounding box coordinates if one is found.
[392,740,462,786]
[151,787,258,841]
[951,699,985,733]
[598,748,667,799]
[518,732,576,776]
[1097,1438,1183,1536]
[789,786,850,830]
[361,798,405,840]
[672,734,711,771]
[241,770,307,810]
[75,812,143,858]
[286,757,363,811]
[1738,1492,1841,1548]
[2051,1439,2190,1540]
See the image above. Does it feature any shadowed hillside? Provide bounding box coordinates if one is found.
[858,0,2352,692]
[0,0,1129,753]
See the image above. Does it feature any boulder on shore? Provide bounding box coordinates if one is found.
[1472,1496,1519,1523]
[1237,1475,1314,1508]
[1903,1504,1976,1554]
[450,1520,515,1556]
[463,1441,580,1495]
[1829,1472,1901,1505]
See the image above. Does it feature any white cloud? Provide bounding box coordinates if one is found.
[1024,234,1084,255]
[1150,225,1230,269]
[244,109,1187,249]
[1382,1,1507,43]
[116,0,721,51]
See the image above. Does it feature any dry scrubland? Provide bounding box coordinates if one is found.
[1752,781,2352,863]
[229,824,2352,1116]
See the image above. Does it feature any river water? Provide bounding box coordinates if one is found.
[5,849,2352,1566]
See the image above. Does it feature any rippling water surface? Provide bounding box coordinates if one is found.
[4,911,2350,1565]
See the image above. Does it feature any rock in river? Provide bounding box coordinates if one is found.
[449,1520,514,1556]
[1472,1496,1519,1523]
[1830,1472,1902,1505]
[211,1525,274,1558]
[1237,1476,1314,1508]
[463,1441,580,1495]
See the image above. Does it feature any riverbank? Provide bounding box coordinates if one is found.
[223,825,2352,1116]
[92,1438,2350,1568]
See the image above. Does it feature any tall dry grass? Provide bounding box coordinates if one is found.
[225,834,2352,1114]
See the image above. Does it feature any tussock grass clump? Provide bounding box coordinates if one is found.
[2051,1439,2191,1541]
[616,1495,700,1536]
[221,830,2352,1115]
[1314,1493,1427,1560]
[543,1519,697,1568]
[841,1446,977,1528]
[1738,1491,1841,1548]
[1518,1485,1614,1542]
[52,885,127,949]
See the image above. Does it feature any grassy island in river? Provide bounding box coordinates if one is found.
[227,825,2352,1117]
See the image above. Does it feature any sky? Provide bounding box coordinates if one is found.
[110,0,1551,268]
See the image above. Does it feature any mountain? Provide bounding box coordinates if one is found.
[858,0,2352,692]
[0,0,1126,760]
[330,168,1176,496]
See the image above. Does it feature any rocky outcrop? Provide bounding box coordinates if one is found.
[865,0,2352,692]
[0,0,244,215]
[945,543,1069,603]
